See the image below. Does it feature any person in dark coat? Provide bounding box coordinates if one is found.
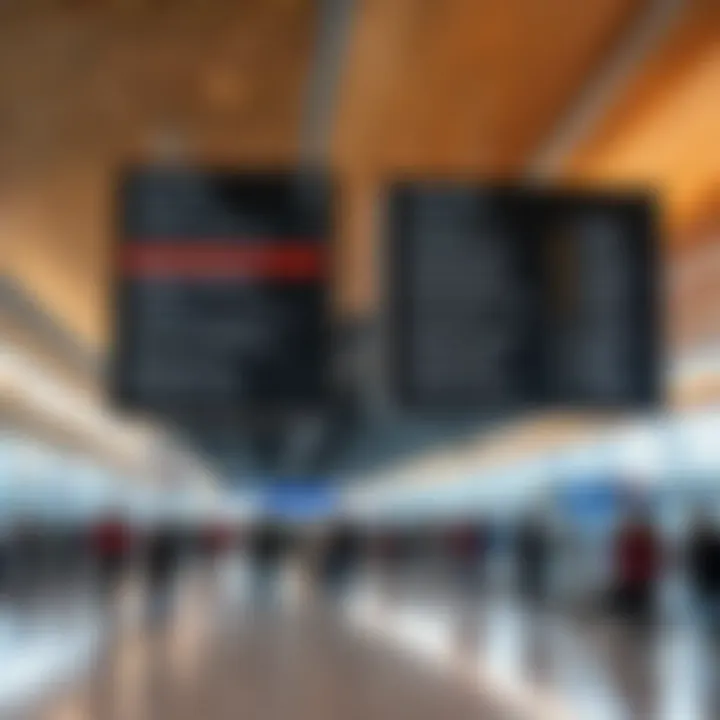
[447,520,489,596]
[145,522,183,624]
[685,510,720,629]
[249,520,287,599]
[321,521,362,598]
[516,511,552,605]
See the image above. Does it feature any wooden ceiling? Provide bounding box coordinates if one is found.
[1,0,717,350]
[0,0,317,173]
[2,0,320,348]
[333,0,646,175]
[562,0,720,242]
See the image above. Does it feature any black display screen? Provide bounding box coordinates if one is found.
[112,168,331,415]
[387,185,660,411]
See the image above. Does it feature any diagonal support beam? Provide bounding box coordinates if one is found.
[527,0,685,179]
[300,0,357,165]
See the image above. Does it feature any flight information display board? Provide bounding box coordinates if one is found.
[113,168,331,414]
[387,185,660,411]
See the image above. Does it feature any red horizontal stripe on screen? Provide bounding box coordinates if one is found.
[121,240,325,281]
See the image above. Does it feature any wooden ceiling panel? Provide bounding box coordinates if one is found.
[332,0,647,314]
[563,0,720,242]
[1,0,320,346]
[3,0,715,347]
[0,0,318,182]
[333,0,647,176]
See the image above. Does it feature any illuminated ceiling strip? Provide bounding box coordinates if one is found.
[347,350,720,507]
[0,276,101,381]
[1,337,221,490]
[1,342,146,460]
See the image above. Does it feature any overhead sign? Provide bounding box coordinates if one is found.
[112,168,331,416]
[555,480,622,524]
[260,481,338,520]
[387,185,660,411]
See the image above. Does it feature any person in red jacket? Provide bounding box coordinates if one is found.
[89,514,132,601]
[614,508,662,625]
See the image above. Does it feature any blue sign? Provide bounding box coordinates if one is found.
[556,480,621,523]
[260,481,338,520]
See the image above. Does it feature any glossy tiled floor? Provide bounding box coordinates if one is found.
[347,568,720,720]
[11,557,720,720]
[33,562,508,720]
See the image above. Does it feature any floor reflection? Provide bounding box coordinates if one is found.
[9,559,720,720]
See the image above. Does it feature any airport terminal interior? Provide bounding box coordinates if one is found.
[2,0,720,718]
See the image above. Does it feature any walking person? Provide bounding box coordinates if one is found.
[685,509,720,632]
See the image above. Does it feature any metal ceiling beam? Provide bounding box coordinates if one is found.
[300,0,357,165]
[527,0,685,179]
